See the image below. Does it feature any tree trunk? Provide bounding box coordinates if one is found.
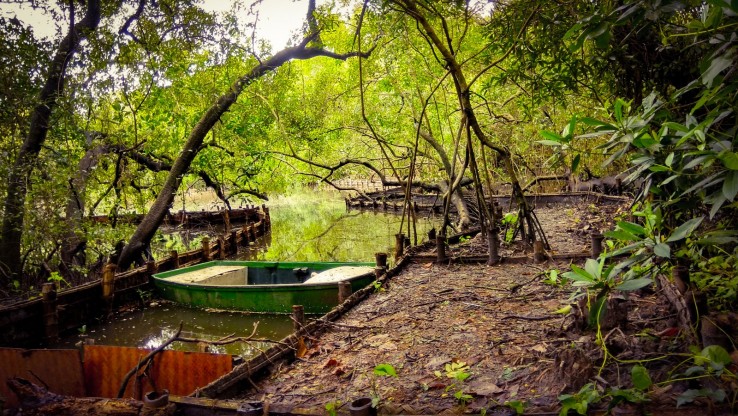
[116,43,370,270]
[0,0,102,286]
[60,142,109,282]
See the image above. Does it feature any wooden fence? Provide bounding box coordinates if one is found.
[0,207,271,348]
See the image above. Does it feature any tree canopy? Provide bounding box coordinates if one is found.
[0,0,735,319]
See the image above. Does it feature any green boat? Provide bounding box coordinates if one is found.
[152,260,376,314]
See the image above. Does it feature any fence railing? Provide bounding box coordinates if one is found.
[0,207,271,347]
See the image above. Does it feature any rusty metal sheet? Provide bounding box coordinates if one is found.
[0,348,85,408]
[83,345,232,399]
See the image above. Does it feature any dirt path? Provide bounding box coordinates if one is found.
[229,198,732,415]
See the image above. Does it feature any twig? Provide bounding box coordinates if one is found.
[117,322,184,398]
[501,314,558,321]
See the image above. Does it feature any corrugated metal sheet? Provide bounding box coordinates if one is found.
[83,345,232,399]
[0,348,85,407]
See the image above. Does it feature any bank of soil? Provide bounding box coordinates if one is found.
[233,199,735,414]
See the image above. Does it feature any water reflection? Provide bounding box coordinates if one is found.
[57,303,294,358]
[61,192,438,356]
[234,193,439,264]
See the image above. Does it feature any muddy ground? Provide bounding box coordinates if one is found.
[231,197,736,414]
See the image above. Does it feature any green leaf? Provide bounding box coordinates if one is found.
[540,130,564,143]
[718,151,738,170]
[571,154,581,173]
[537,140,564,147]
[702,55,732,87]
[616,278,652,291]
[666,217,704,242]
[653,243,670,258]
[722,170,738,201]
[604,229,639,242]
[374,363,398,377]
[584,258,602,279]
[616,221,646,237]
[631,365,652,390]
[698,345,733,371]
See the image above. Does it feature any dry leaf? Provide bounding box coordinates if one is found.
[323,358,339,368]
[295,337,308,358]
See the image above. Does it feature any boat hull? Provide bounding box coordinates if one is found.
[152,261,375,314]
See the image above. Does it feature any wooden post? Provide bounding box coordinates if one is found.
[146,261,157,278]
[436,234,447,263]
[487,228,500,265]
[427,228,436,241]
[249,224,257,241]
[241,226,250,246]
[375,252,388,269]
[591,232,604,259]
[102,263,116,318]
[170,250,179,269]
[230,231,239,254]
[394,233,405,260]
[533,241,546,263]
[338,281,352,303]
[201,237,211,262]
[672,265,690,294]
[403,236,410,251]
[292,305,305,333]
[217,237,226,260]
[41,283,58,345]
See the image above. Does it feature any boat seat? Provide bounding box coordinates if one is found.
[303,266,374,284]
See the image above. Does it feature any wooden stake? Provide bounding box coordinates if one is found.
[201,237,211,262]
[41,283,58,345]
[487,228,500,266]
[170,250,179,269]
[217,237,226,260]
[394,233,405,260]
[292,305,305,333]
[436,234,447,263]
[338,281,352,303]
[533,240,546,263]
[102,263,116,319]
[591,232,604,259]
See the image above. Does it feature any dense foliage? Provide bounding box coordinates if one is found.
[0,0,735,320]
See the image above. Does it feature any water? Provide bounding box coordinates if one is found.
[58,304,295,357]
[62,190,439,357]
[234,192,439,264]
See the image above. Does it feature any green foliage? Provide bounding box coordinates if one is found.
[558,383,601,415]
[373,363,398,378]
[324,399,341,416]
[435,361,473,405]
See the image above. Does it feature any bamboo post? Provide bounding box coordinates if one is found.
[394,233,405,260]
[102,263,116,318]
[591,232,604,259]
[170,250,179,269]
[338,281,352,303]
[436,234,447,263]
[201,237,211,262]
[533,241,546,263]
[292,305,305,333]
[41,283,58,345]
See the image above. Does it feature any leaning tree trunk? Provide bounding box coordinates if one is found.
[116,42,370,270]
[0,0,102,286]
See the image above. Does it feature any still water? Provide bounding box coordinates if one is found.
[63,191,439,357]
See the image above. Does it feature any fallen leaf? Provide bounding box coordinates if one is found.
[466,379,503,396]
[324,358,339,368]
[334,367,346,376]
[422,262,434,269]
[655,327,680,338]
[531,344,547,353]
[296,337,307,358]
